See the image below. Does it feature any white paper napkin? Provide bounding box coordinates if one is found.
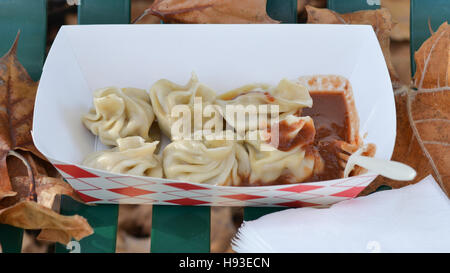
[232,175,450,253]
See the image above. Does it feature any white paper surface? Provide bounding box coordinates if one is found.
[232,175,450,253]
[34,24,395,164]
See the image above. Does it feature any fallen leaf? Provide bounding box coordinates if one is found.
[135,0,279,24]
[0,33,93,244]
[409,22,449,197]
[0,32,44,199]
[0,201,92,245]
[361,22,450,197]
[0,151,91,244]
[305,6,401,87]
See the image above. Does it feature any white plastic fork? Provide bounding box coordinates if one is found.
[343,146,417,181]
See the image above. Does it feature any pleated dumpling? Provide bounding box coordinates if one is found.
[82,87,155,146]
[244,115,323,185]
[216,78,312,113]
[83,136,163,178]
[215,79,312,135]
[149,73,217,138]
[163,138,250,186]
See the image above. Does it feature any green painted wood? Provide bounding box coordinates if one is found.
[410,0,449,76]
[327,0,380,14]
[55,196,119,253]
[0,0,47,253]
[78,0,131,24]
[0,0,46,81]
[244,207,286,221]
[0,224,23,253]
[56,0,130,253]
[375,185,392,192]
[266,0,297,23]
[151,206,210,253]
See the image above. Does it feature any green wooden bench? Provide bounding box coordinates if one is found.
[0,0,447,253]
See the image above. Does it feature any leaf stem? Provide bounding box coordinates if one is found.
[8,150,37,202]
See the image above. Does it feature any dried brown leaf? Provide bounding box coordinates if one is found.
[414,22,449,89]
[409,22,450,197]
[305,6,400,86]
[363,23,450,197]
[0,32,44,200]
[0,201,93,245]
[136,0,279,24]
[0,33,93,243]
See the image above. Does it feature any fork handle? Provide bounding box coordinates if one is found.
[349,155,417,181]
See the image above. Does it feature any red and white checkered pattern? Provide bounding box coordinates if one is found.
[53,161,377,207]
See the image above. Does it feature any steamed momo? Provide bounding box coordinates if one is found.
[216,78,312,113]
[163,138,250,186]
[149,73,218,139]
[244,115,323,185]
[215,79,313,134]
[82,87,155,146]
[83,136,163,178]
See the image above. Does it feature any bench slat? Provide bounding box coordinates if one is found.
[0,225,23,253]
[0,0,46,81]
[55,196,119,253]
[327,0,380,14]
[0,0,47,253]
[410,0,449,76]
[151,206,210,253]
[78,0,131,24]
[266,0,297,23]
[56,0,130,253]
[244,207,286,221]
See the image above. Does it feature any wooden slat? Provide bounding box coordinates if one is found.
[151,206,210,253]
[56,0,130,253]
[78,0,130,24]
[0,224,23,253]
[327,0,380,14]
[0,0,46,81]
[410,0,449,76]
[55,196,119,253]
[266,0,297,23]
[244,207,286,221]
[0,0,47,253]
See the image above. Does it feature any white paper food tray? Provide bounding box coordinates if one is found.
[32,24,395,206]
